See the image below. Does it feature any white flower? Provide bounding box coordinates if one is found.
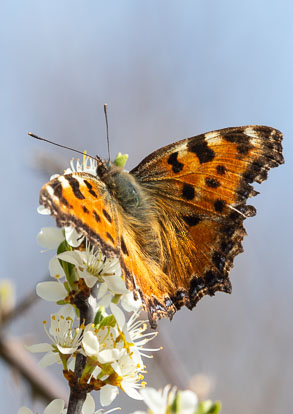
[36,281,67,302]
[176,390,198,414]
[18,398,65,414]
[56,242,124,291]
[111,355,145,401]
[77,394,120,414]
[100,384,120,407]
[27,305,83,367]
[120,291,142,313]
[0,279,15,315]
[48,306,83,354]
[37,227,65,250]
[18,395,120,414]
[49,256,66,279]
[139,386,173,414]
[37,205,51,215]
[68,156,97,176]
[64,226,84,248]
[82,324,125,364]
[131,386,198,414]
[124,310,159,362]
[81,306,159,406]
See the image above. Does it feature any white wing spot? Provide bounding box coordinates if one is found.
[204,131,222,144]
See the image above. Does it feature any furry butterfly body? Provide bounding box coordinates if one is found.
[40,125,284,327]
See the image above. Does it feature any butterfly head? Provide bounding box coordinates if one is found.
[95,154,141,214]
[95,155,110,179]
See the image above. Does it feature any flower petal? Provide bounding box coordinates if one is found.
[110,303,125,329]
[55,304,76,320]
[83,273,98,288]
[97,282,108,299]
[92,366,102,378]
[96,293,112,308]
[178,390,198,413]
[57,251,83,267]
[105,275,128,295]
[98,348,124,364]
[140,387,168,413]
[39,351,60,368]
[37,227,64,249]
[121,292,142,312]
[82,394,95,414]
[64,226,83,247]
[100,384,119,407]
[17,407,33,414]
[56,344,78,355]
[123,383,144,401]
[49,256,66,279]
[36,281,67,302]
[44,399,65,414]
[26,343,52,353]
[129,412,146,414]
[37,205,51,215]
[82,331,99,357]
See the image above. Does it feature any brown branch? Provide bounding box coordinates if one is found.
[66,284,94,414]
[1,290,38,328]
[0,337,68,402]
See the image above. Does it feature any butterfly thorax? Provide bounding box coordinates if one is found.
[97,160,141,214]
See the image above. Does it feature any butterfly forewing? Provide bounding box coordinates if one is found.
[40,172,120,257]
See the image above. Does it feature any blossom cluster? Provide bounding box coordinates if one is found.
[131,385,221,414]
[28,155,159,409]
[31,223,159,407]
[18,386,221,414]
[22,154,221,414]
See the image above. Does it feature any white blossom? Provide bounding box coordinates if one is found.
[18,398,65,414]
[18,395,120,414]
[56,242,125,293]
[37,227,65,250]
[33,154,162,412]
[27,305,83,367]
[130,386,198,414]
[36,281,67,302]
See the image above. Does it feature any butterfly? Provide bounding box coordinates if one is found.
[39,125,284,328]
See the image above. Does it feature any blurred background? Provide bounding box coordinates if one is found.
[0,1,292,413]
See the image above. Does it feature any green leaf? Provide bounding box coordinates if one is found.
[112,294,121,305]
[170,392,178,413]
[94,308,104,325]
[57,240,76,288]
[195,401,221,414]
[98,315,116,328]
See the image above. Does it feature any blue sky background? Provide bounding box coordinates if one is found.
[0,1,292,413]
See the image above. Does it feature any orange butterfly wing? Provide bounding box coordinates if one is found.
[128,126,284,326]
[40,172,120,257]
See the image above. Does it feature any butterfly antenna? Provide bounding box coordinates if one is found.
[104,103,111,161]
[28,132,97,161]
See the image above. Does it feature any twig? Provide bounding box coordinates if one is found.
[0,337,68,402]
[66,289,94,414]
[1,290,38,328]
